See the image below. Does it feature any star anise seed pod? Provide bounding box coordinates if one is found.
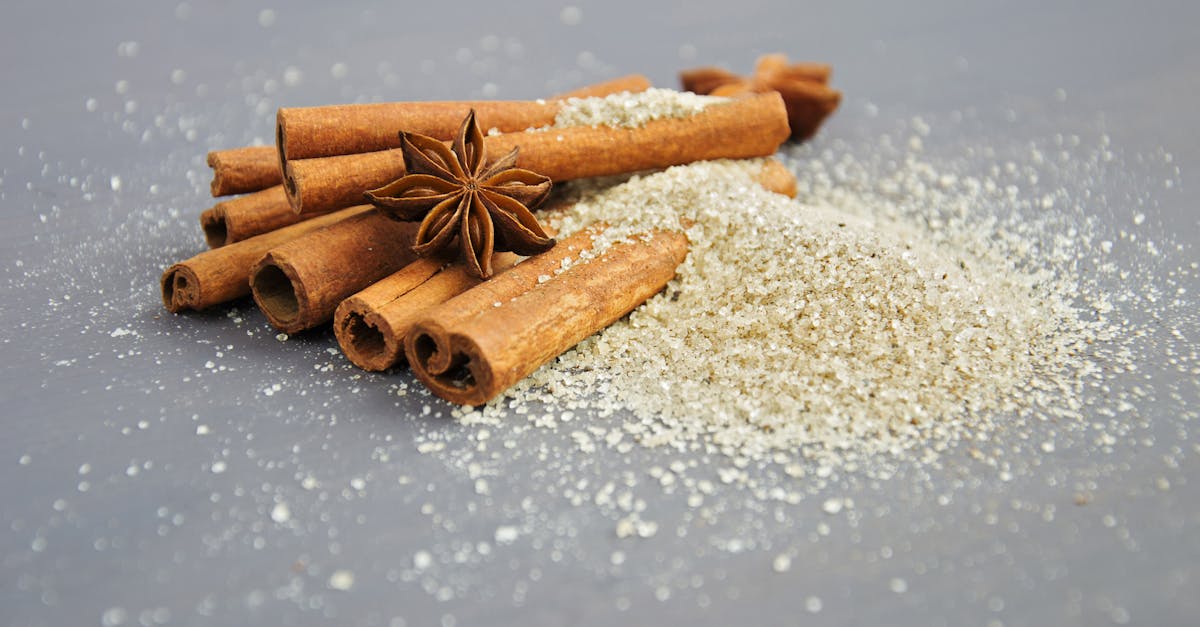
[365,110,554,279]
[680,53,841,141]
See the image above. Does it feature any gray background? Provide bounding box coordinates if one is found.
[2,1,1198,625]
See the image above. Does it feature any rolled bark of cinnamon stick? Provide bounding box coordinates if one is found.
[333,252,522,371]
[208,146,280,197]
[206,77,650,199]
[161,205,371,313]
[248,211,420,333]
[405,228,689,405]
[200,185,331,248]
[285,92,790,214]
[276,74,652,165]
[333,158,797,372]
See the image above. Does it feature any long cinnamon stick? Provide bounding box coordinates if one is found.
[276,74,652,164]
[200,185,329,248]
[161,205,371,313]
[207,146,279,197]
[206,77,650,198]
[406,227,688,405]
[333,159,797,372]
[248,211,420,333]
[285,92,790,214]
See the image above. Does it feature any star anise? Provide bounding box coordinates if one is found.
[364,110,554,279]
[680,53,841,141]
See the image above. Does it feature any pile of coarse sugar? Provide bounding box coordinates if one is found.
[458,154,1115,468]
[552,87,724,129]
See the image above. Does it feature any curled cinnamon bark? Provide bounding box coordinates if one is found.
[200,185,321,248]
[248,211,420,333]
[161,205,370,313]
[334,252,522,371]
[333,159,797,372]
[680,53,840,141]
[276,74,652,164]
[285,93,790,214]
[206,76,650,199]
[207,146,280,197]
[406,228,688,405]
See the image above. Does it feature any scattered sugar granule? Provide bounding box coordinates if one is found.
[270,502,291,523]
[327,569,355,591]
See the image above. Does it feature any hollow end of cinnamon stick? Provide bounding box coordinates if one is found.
[199,207,229,248]
[406,324,493,405]
[335,304,399,371]
[249,256,307,332]
[161,264,200,313]
[405,229,688,406]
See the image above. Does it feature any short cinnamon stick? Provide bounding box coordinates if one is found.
[161,205,371,313]
[333,252,522,371]
[200,185,328,248]
[276,74,652,164]
[285,92,790,214]
[248,211,420,333]
[406,227,689,405]
[333,159,797,372]
[207,146,280,197]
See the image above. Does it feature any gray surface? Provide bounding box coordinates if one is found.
[2,1,1198,626]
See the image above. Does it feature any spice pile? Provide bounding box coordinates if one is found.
[162,67,833,408]
[162,58,1120,471]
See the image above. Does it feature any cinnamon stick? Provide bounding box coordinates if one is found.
[161,205,371,313]
[199,185,328,248]
[406,227,688,405]
[207,146,279,197]
[205,78,648,198]
[277,74,652,165]
[333,159,797,372]
[285,92,790,214]
[334,252,522,371]
[248,210,420,333]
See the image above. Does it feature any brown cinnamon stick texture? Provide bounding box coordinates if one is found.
[161,205,371,313]
[405,228,689,406]
[333,252,522,371]
[333,159,797,372]
[285,92,790,214]
[207,77,650,200]
[248,210,420,333]
[208,146,280,197]
[200,185,328,248]
[276,74,652,164]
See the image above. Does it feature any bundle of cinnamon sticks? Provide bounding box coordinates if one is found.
[163,62,838,406]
